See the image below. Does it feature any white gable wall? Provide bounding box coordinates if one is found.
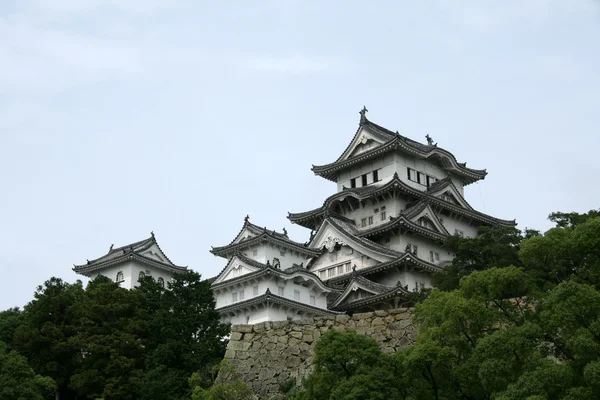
[90,260,175,289]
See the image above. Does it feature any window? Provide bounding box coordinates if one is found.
[253,286,259,296]
[381,210,387,220]
[361,174,368,186]
[345,263,352,272]
[368,216,373,225]
[337,265,344,275]
[278,287,284,296]
[294,290,300,301]
[232,292,238,302]
[372,169,379,182]
[328,268,335,277]
[455,229,464,237]
[319,270,327,279]
[361,218,367,227]
[116,271,124,282]
[435,253,440,261]
[158,277,165,287]
[385,237,391,243]
[374,208,379,213]
[252,249,258,256]
[350,178,356,188]
[417,172,423,185]
[381,206,386,211]
[239,290,244,300]
[138,271,145,281]
[310,295,316,305]
[280,250,286,256]
[429,251,434,262]
[407,244,418,256]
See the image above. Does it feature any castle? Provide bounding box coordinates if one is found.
[73,108,515,325]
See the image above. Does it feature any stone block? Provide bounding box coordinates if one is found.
[374,310,389,317]
[289,331,303,339]
[371,317,384,326]
[233,324,253,333]
[230,331,243,341]
[302,334,314,343]
[335,314,350,323]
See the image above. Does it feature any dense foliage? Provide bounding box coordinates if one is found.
[290,209,600,399]
[1,271,228,400]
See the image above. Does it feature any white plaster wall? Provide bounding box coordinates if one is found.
[375,269,433,291]
[388,235,453,264]
[336,154,393,191]
[90,261,175,289]
[440,216,479,239]
[309,245,379,278]
[214,275,329,310]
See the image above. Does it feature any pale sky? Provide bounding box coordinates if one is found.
[1,1,599,310]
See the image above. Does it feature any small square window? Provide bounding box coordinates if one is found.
[381,205,386,211]
[361,218,367,227]
[374,208,379,213]
[310,295,316,305]
[253,286,258,296]
[278,287,284,296]
[381,211,387,221]
[294,290,300,301]
[252,249,258,256]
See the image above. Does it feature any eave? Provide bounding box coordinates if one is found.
[216,290,341,316]
[72,253,187,275]
[331,286,411,312]
[312,133,487,185]
[358,215,448,242]
[210,232,319,259]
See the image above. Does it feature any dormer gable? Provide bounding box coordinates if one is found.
[406,203,450,235]
[343,128,387,160]
[211,254,263,285]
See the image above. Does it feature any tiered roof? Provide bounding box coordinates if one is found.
[328,274,411,311]
[311,109,487,184]
[289,174,516,230]
[73,233,187,275]
[210,216,320,259]
[211,253,337,293]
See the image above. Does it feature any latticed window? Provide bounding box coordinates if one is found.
[138,271,145,281]
[158,277,165,287]
[116,271,124,282]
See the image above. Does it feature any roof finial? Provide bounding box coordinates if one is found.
[150,231,155,238]
[359,106,368,124]
[425,134,437,146]
[109,244,114,251]
[244,214,249,223]
[283,227,288,236]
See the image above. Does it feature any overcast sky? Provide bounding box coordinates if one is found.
[1,0,599,310]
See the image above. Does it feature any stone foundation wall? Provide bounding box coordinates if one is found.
[222,308,417,399]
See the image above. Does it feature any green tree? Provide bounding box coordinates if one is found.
[189,361,254,400]
[69,276,148,400]
[290,330,407,400]
[520,216,600,290]
[13,278,84,400]
[138,271,229,400]
[433,226,523,291]
[0,308,22,350]
[0,341,55,400]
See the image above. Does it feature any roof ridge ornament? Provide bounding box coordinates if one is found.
[109,244,114,251]
[151,231,154,237]
[244,215,250,223]
[283,227,288,236]
[359,106,368,124]
[425,134,437,147]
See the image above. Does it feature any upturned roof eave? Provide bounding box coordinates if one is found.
[312,136,487,184]
[73,253,187,275]
[210,233,319,258]
[215,291,342,316]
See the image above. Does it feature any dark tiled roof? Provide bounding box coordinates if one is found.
[312,115,487,184]
[210,254,339,293]
[216,289,341,316]
[211,216,319,258]
[73,233,187,275]
[290,175,516,228]
[324,217,404,258]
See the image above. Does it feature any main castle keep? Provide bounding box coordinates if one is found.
[73,108,515,324]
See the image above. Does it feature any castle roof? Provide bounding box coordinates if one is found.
[73,233,187,275]
[210,216,320,259]
[215,288,340,317]
[328,274,411,311]
[288,174,516,230]
[311,110,487,185]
